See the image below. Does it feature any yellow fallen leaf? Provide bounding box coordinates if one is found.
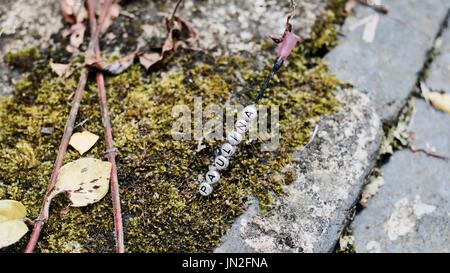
[50,158,112,207]
[0,200,28,248]
[0,200,26,222]
[0,220,28,248]
[427,92,450,114]
[50,62,70,77]
[69,131,99,155]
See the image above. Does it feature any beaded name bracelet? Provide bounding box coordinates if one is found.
[199,30,300,196]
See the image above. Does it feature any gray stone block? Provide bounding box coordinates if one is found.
[216,88,382,253]
[408,99,450,158]
[325,0,450,123]
[351,150,450,253]
[427,15,450,94]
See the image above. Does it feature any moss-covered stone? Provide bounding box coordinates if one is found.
[4,47,41,70]
[0,0,347,253]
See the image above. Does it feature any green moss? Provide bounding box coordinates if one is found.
[0,0,346,253]
[4,47,41,70]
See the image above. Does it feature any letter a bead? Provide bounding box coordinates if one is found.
[214,155,229,170]
[206,170,220,185]
[199,182,213,196]
[227,131,243,145]
[221,143,235,157]
[242,105,257,122]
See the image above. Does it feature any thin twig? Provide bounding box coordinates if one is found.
[169,0,184,27]
[25,0,114,253]
[410,145,450,161]
[87,0,124,253]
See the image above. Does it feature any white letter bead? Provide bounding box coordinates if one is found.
[206,170,220,185]
[235,119,249,134]
[214,155,229,170]
[199,182,213,196]
[221,143,236,157]
[227,131,243,145]
[242,105,257,121]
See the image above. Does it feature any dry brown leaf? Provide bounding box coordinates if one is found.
[69,131,99,155]
[69,23,86,49]
[61,0,87,24]
[139,14,198,70]
[87,51,137,75]
[139,52,162,70]
[49,158,112,207]
[345,0,357,14]
[0,200,28,249]
[426,91,450,114]
[50,62,71,77]
[101,3,121,33]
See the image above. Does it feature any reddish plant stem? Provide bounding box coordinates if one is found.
[24,68,88,253]
[87,0,124,253]
[25,0,113,253]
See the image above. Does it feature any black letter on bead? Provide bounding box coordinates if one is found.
[245,111,253,119]
[216,158,225,167]
[208,174,216,181]
[222,148,231,154]
[200,185,208,194]
[236,122,247,131]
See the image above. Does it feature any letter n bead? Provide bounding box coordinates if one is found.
[206,170,220,185]
[199,182,213,196]
[235,119,249,134]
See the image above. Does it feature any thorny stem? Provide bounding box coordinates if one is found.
[25,0,114,253]
[87,0,125,253]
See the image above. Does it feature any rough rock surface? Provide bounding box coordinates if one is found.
[325,0,450,123]
[216,88,382,253]
[351,150,450,253]
[0,0,327,96]
[0,0,62,96]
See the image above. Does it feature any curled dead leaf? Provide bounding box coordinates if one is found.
[69,130,99,155]
[50,62,71,77]
[87,51,137,75]
[69,23,86,49]
[49,158,112,207]
[101,3,121,33]
[61,0,87,24]
[426,92,450,114]
[138,52,162,70]
[0,200,28,248]
[139,13,198,71]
